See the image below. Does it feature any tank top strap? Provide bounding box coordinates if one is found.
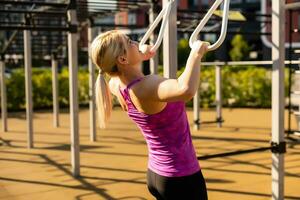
[119,76,145,101]
[126,76,145,90]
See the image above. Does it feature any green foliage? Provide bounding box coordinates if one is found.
[2,66,291,111]
[178,66,290,108]
[221,66,272,107]
[6,69,26,110]
[4,67,91,111]
[177,39,190,68]
[229,34,251,61]
[32,68,53,108]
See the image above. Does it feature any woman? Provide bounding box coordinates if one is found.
[90,30,209,200]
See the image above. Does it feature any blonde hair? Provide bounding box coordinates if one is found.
[90,30,128,128]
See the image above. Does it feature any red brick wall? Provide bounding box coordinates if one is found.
[265,0,299,43]
[115,12,128,24]
[178,0,188,9]
[136,11,145,26]
[114,0,299,43]
[285,0,300,42]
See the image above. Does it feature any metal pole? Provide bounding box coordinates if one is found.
[149,1,159,74]
[287,10,292,136]
[0,56,7,132]
[193,90,200,130]
[51,53,59,127]
[285,2,300,10]
[216,65,222,127]
[68,0,80,177]
[24,17,33,149]
[88,20,96,142]
[271,1,285,200]
[163,0,177,78]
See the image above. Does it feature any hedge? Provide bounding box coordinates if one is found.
[1,66,290,111]
[4,67,90,111]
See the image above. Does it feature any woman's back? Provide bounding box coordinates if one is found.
[90,31,208,199]
[119,77,200,177]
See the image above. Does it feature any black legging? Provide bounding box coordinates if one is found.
[147,169,208,200]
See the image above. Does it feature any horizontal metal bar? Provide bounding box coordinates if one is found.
[178,17,271,24]
[201,60,300,66]
[15,36,66,40]
[178,29,271,36]
[285,2,300,10]
[194,119,224,125]
[78,0,149,3]
[14,42,66,46]
[82,7,145,13]
[293,132,300,136]
[291,91,300,95]
[293,112,300,116]
[178,9,271,17]
[0,21,23,24]
[93,23,146,28]
[0,9,66,15]
[14,41,66,44]
[78,1,150,6]
[78,4,141,9]
[0,1,68,7]
[0,25,70,31]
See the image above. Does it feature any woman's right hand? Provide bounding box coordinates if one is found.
[140,44,156,61]
[190,40,210,58]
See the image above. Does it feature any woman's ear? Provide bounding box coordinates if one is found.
[117,55,129,65]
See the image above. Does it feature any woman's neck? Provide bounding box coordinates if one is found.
[118,65,144,87]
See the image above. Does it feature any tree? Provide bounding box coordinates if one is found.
[229,34,251,61]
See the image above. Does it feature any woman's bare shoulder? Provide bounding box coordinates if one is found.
[142,74,166,84]
[134,74,166,99]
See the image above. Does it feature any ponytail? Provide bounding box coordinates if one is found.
[95,73,112,129]
[90,30,127,128]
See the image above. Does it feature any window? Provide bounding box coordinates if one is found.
[128,13,136,25]
[202,0,209,6]
[188,0,199,6]
[246,0,260,3]
[231,0,242,4]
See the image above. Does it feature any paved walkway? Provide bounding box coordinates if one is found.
[0,108,299,200]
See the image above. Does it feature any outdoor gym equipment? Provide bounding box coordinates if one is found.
[139,0,230,53]
[139,0,174,53]
[189,0,230,51]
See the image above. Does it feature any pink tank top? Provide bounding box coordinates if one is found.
[119,77,200,177]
